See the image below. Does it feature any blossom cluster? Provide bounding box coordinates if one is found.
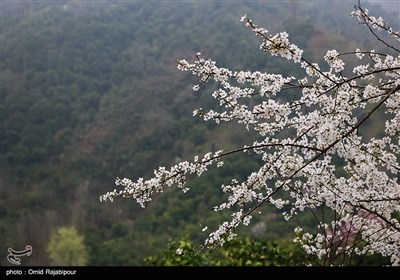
[241,15,303,63]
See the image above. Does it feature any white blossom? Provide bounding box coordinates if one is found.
[176,248,183,255]
[324,50,345,72]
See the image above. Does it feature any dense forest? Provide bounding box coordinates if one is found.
[1,0,397,265]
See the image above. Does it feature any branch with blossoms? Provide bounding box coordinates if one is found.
[101,1,400,265]
[352,0,400,52]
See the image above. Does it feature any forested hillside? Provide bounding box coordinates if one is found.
[1,0,396,265]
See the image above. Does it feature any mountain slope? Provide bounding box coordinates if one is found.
[1,0,394,265]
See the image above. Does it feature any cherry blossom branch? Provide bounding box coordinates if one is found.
[101,3,400,265]
[353,0,400,52]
